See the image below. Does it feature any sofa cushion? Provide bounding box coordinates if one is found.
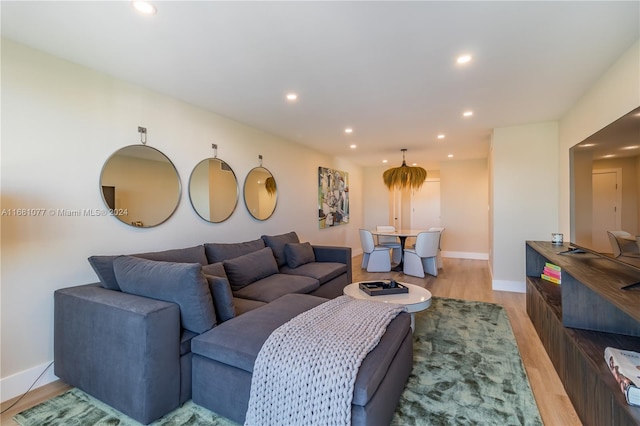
[202,262,227,279]
[204,239,265,264]
[223,248,279,291]
[88,245,208,291]
[233,297,267,316]
[284,242,316,268]
[113,256,216,334]
[231,274,319,303]
[205,275,235,323]
[280,262,347,285]
[261,232,300,267]
[192,294,327,372]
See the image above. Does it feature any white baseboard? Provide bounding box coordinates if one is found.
[442,251,489,260]
[492,279,526,293]
[1,360,58,403]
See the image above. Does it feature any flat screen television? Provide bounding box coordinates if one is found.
[570,105,640,287]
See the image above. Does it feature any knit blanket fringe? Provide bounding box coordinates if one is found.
[244,295,405,426]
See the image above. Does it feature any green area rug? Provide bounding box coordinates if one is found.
[15,297,542,426]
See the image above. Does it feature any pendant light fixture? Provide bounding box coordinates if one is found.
[382,149,427,191]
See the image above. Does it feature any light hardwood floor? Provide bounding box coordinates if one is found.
[1,256,582,425]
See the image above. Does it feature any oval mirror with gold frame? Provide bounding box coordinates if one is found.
[243,166,277,220]
[189,158,239,223]
[99,145,181,228]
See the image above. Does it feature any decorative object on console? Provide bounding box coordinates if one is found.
[188,144,239,223]
[551,232,563,245]
[318,166,349,228]
[604,347,640,407]
[243,155,277,221]
[541,262,561,285]
[382,149,427,191]
[99,126,181,228]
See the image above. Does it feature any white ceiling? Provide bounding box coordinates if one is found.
[1,1,638,169]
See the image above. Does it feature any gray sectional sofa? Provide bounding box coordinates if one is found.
[54,231,412,425]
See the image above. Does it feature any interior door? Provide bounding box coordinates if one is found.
[592,169,621,253]
[411,179,441,229]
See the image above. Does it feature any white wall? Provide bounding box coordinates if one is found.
[440,159,489,259]
[491,121,559,292]
[0,39,363,399]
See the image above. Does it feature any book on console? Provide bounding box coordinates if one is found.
[604,347,640,407]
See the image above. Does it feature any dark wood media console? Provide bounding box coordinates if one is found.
[526,241,640,425]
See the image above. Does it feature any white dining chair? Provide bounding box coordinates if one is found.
[359,229,392,272]
[607,230,640,258]
[376,225,402,265]
[428,226,445,269]
[403,231,440,278]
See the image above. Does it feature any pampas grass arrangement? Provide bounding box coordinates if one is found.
[265,176,277,196]
[383,149,427,191]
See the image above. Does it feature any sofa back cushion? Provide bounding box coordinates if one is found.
[204,239,265,264]
[88,245,208,291]
[261,232,300,267]
[223,247,279,291]
[113,256,216,334]
[285,242,316,268]
[201,262,227,279]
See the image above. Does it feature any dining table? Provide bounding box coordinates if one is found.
[370,229,429,271]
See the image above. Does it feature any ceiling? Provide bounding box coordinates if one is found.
[1,1,639,169]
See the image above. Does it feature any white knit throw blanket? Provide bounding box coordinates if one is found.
[244,295,404,426]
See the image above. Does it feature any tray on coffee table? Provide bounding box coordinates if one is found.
[358,280,409,296]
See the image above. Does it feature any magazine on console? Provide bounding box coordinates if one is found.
[604,347,640,407]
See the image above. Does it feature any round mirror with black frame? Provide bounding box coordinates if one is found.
[244,166,277,220]
[99,144,181,228]
[189,157,239,223]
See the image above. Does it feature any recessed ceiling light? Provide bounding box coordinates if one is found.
[463,111,473,117]
[286,93,298,101]
[448,154,454,158]
[345,128,353,134]
[437,134,445,139]
[382,159,388,164]
[412,163,418,166]
[622,145,639,150]
[350,144,357,149]
[457,54,472,64]
[131,1,156,15]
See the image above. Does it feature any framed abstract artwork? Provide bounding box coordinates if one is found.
[318,166,349,229]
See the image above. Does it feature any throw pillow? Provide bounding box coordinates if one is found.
[88,245,208,291]
[113,256,216,334]
[201,262,227,279]
[285,242,316,268]
[223,247,279,291]
[261,231,300,267]
[205,275,236,322]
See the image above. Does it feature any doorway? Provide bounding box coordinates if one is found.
[411,179,441,229]
[592,169,621,253]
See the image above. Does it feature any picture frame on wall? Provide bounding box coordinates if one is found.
[318,166,349,229]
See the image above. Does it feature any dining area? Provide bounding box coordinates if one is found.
[359,226,445,278]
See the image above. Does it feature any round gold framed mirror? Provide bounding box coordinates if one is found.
[99,145,181,228]
[243,166,277,220]
[189,158,239,223]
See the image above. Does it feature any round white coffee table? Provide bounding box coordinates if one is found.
[344,281,432,331]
